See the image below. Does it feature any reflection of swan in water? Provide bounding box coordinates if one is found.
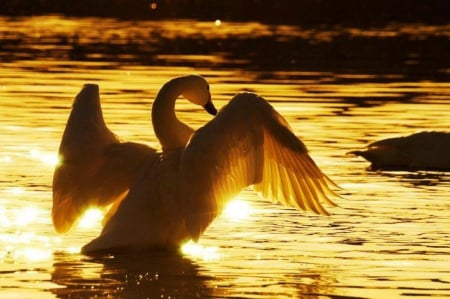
[50,252,212,298]
[348,131,450,171]
[50,251,333,298]
[53,75,339,254]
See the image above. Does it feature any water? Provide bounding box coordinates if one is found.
[0,16,449,298]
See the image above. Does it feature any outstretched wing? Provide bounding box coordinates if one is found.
[180,92,339,240]
[52,84,156,233]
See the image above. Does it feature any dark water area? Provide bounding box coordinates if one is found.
[2,0,449,27]
[2,1,449,82]
[1,17,449,86]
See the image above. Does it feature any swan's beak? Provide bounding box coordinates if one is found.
[203,99,217,116]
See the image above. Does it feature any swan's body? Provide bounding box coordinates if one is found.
[52,75,339,254]
[349,131,450,170]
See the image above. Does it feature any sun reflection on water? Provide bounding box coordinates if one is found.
[14,206,39,227]
[1,247,53,263]
[1,155,12,163]
[0,203,62,263]
[20,247,52,262]
[5,187,25,195]
[0,231,60,263]
[181,241,221,261]
[181,199,252,261]
[0,205,39,227]
[28,148,59,167]
[223,198,251,221]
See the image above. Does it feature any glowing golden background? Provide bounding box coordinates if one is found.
[0,15,449,298]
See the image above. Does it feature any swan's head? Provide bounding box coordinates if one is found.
[179,75,217,116]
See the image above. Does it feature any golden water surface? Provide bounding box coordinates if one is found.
[0,16,449,298]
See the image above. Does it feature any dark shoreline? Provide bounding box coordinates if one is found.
[1,0,449,27]
[1,19,448,83]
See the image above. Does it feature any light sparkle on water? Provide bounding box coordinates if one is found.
[29,148,59,167]
[0,205,39,227]
[181,240,221,261]
[223,199,251,221]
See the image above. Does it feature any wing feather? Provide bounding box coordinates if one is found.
[285,169,307,210]
[181,92,339,240]
[52,84,156,233]
[257,127,336,215]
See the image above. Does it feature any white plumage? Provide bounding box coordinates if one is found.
[52,75,339,254]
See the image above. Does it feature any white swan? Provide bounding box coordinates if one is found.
[348,131,450,170]
[53,75,339,254]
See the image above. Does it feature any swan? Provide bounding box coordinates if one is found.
[53,75,339,254]
[348,131,450,170]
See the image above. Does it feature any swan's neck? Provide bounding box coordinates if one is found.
[151,79,194,151]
